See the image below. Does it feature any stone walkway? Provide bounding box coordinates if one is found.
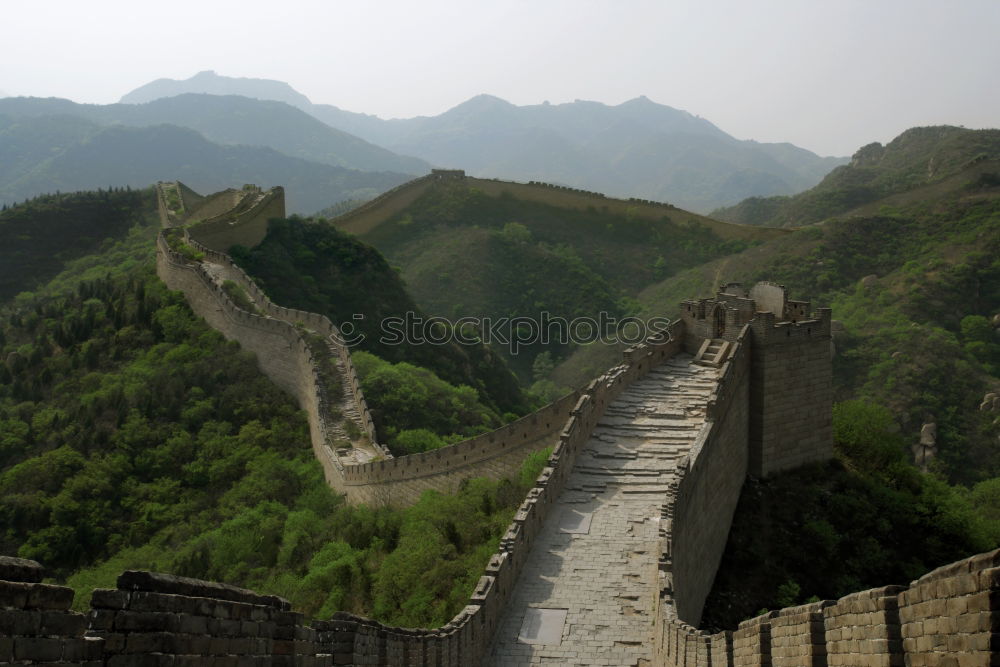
[488,355,719,666]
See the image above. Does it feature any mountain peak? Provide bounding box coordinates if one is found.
[120,71,313,109]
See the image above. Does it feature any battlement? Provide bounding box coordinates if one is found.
[156,181,286,252]
[679,282,833,477]
[328,172,792,243]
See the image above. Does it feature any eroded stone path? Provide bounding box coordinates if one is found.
[489,355,719,666]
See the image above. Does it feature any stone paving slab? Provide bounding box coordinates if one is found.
[488,355,719,666]
[518,608,569,645]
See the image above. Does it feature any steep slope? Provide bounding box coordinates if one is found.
[119,73,846,211]
[556,141,1000,486]
[712,126,1000,226]
[0,188,155,301]
[229,217,531,419]
[0,192,541,627]
[340,178,764,381]
[0,94,429,175]
[0,114,411,212]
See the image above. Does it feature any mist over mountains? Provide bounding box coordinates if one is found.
[0,112,410,212]
[116,71,847,212]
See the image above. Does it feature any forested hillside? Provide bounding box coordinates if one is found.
[711,126,1000,227]
[0,194,544,627]
[229,217,533,452]
[0,188,154,301]
[348,179,751,380]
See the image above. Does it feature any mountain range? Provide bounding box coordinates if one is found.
[0,112,410,212]
[117,71,847,212]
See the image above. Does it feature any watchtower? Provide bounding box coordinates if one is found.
[680,281,832,476]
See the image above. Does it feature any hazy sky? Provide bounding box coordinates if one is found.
[3,0,998,156]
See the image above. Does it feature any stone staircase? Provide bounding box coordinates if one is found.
[489,355,719,666]
[693,338,729,367]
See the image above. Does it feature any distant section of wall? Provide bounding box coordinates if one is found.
[187,186,286,252]
[465,177,790,242]
[157,232,348,493]
[329,172,790,243]
[176,181,205,217]
[340,390,581,506]
[329,174,436,236]
[185,188,243,224]
[159,223,584,507]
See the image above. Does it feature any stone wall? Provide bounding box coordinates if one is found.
[655,548,1000,667]
[5,547,991,665]
[463,178,789,243]
[339,390,581,506]
[898,550,1000,664]
[328,173,789,243]
[328,174,436,236]
[668,324,752,627]
[156,232,348,494]
[159,228,595,507]
[0,556,100,665]
[186,186,286,252]
[747,310,833,477]
[824,586,904,667]
[183,236,383,455]
[184,188,243,225]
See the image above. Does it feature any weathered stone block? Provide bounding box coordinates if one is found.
[1,607,44,636]
[39,609,87,636]
[12,635,64,662]
[0,555,44,583]
[26,582,75,610]
[91,588,130,610]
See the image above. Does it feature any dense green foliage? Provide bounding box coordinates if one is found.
[352,351,504,453]
[0,188,153,301]
[230,217,531,416]
[0,198,548,627]
[711,126,1000,227]
[701,400,999,630]
[358,181,749,379]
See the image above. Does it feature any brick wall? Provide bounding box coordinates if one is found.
[898,549,1000,665]
[670,325,752,626]
[824,585,904,667]
[0,556,102,665]
[748,310,833,477]
[187,186,286,252]
[656,548,1000,667]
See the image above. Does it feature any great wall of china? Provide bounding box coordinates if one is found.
[1,175,996,666]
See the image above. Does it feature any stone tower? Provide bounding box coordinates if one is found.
[680,281,832,476]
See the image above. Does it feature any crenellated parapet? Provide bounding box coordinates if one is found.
[328,172,791,242]
[680,281,833,477]
[4,545,996,666]
[156,181,286,252]
[657,548,1000,667]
